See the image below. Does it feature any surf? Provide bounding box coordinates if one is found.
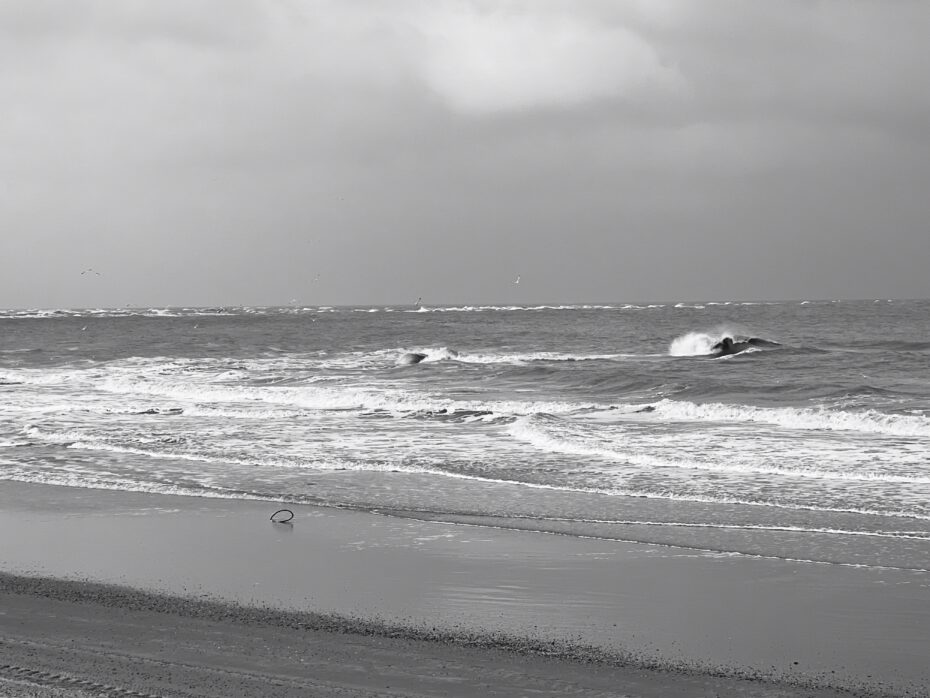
[668,328,780,357]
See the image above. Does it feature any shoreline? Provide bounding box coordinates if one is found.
[1,480,928,696]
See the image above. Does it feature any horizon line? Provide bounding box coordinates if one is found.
[0,297,922,313]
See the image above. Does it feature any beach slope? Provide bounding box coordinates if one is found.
[0,573,852,698]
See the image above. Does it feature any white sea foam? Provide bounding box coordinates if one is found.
[507,416,930,483]
[22,425,501,480]
[6,452,929,548]
[0,467,280,503]
[22,426,369,471]
[667,326,759,356]
[668,331,722,356]
[649,399,930,437]
[2,357,610,421]
[7,431,930,523]
[90,374,606,420]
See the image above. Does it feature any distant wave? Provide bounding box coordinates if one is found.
[7,301,926,319]
[0,307,241,319]
[5,303,788,319]
[407,302,776,313]
[846,340,930,353]
[1,304,637,319]
[405,304,634,313]
[890,340,930,352]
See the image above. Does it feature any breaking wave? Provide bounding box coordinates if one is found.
[91,375,611,421]
[397,347,637,365]
[668,328,778,357]
[646,399,930,437]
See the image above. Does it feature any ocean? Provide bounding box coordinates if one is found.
[2,299,930,573]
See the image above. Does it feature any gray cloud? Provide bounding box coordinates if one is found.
[2,1,929,308]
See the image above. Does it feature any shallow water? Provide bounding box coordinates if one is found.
[2,484,928,694]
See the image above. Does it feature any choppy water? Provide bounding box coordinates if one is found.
[2,299,930,571]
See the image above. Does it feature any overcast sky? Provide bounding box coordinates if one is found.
[2,1,928,308]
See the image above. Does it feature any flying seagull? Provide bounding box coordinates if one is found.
[80,268,101,276]
[513,275,521,284]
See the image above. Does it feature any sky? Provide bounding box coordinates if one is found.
[2,0,928,308]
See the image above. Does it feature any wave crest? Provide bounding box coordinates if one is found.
[669,331,727,356]
[668,328,776,357]
[649,399,930,437]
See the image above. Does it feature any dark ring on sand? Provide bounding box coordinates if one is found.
[270,509,294,523]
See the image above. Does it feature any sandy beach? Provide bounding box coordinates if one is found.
[1,481,927,697]
[0,572,855,698]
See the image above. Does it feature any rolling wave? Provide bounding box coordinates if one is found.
[394,347,639,366]
[84,375,618,421]
[646,398,930,437]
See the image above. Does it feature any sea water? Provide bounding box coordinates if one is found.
[2,299,929,571]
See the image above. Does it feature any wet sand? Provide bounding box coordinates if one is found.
[0,572,857,698]
[1,481,928,696]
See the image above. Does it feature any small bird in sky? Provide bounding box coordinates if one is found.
[415,297,422,307]
[80,268,101,276]
[513,275,521,284]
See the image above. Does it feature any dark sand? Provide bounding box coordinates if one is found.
[1,481,928,697]
[0,573,853,698]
